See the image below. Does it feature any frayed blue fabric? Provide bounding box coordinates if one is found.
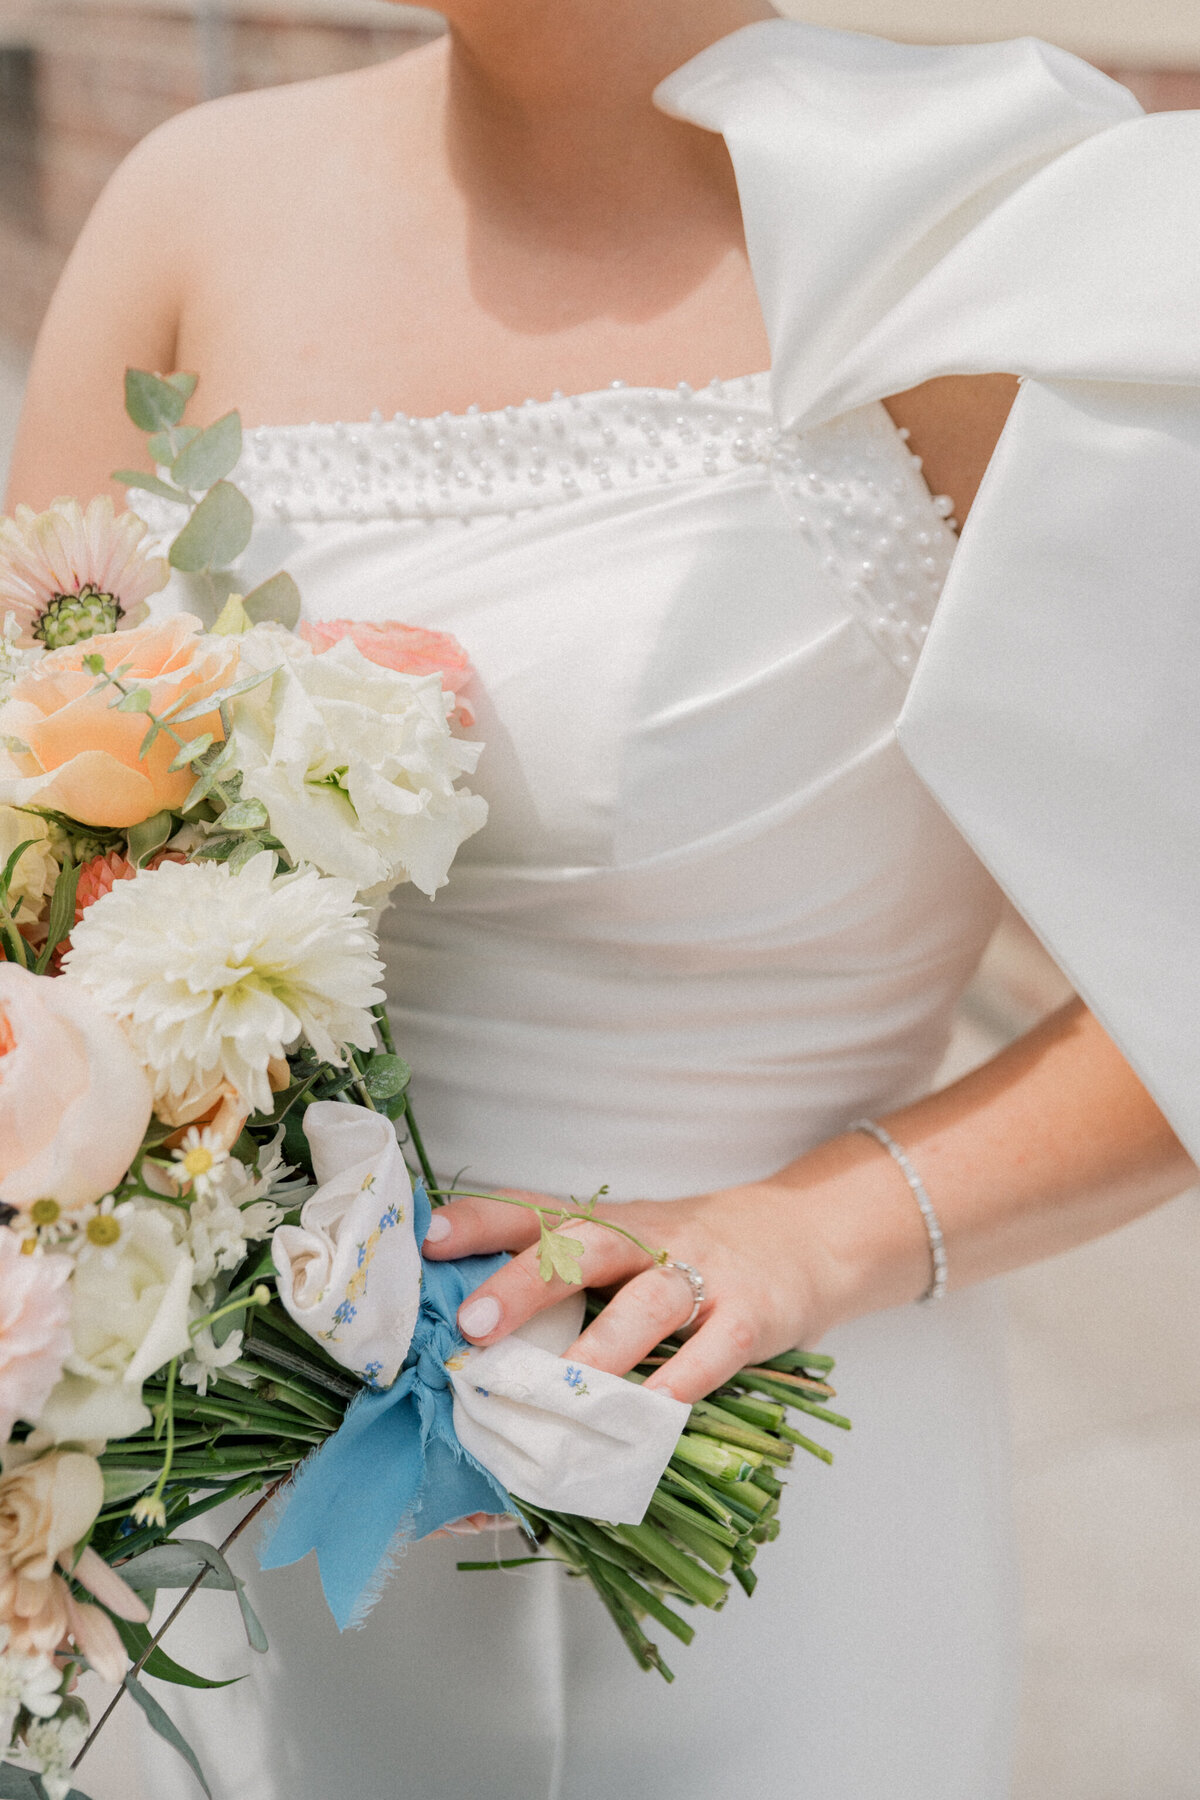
[257,1181,515,1629]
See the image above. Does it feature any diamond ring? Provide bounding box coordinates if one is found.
[665,1259,706,1330]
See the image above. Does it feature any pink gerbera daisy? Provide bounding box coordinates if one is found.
[0,497,169,649]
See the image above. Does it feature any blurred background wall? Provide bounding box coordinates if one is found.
[0,6,1196,1798]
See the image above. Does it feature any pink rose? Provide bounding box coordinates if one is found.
[0,1234,71,1438]
[0,965,153,1211]
[298,618,476,725]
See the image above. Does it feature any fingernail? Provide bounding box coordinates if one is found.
[424,1213,451,1243]
[459,1296,501,1339]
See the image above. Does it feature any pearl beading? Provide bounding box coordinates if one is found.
[134,373,957,680]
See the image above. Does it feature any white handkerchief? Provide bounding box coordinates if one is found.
[271,1102,422,1389]
[449,1342,689,1524]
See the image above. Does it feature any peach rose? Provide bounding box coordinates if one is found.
[0,1450,147,1680]
[0,964,153,1211]
[298,618,476,726]
[0,613,239,828]
[0,1233,71,1440]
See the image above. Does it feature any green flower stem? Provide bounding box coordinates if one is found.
[430,1186,667,1273]
[402,1098,438,1197]
[646,1502,735,1576]
[670,1434,759,1484]
[610,1521,729,1611]
[777,1424,835,1465]
[581,1550,696,1650]
[243,1327,359,1401]
[644,1489,741,1551]
[565,1536,674,1680]
[230,1360,344,1430]
[702,1475,775,1521]
[658,1467,739,1530]
[709,1392,785,1432]
[762,1346,837,1375]
[687,1399,792,1460]
[188,1285,271,1340]
[344,1049,378,1113]
[371,1002,398,1057]
[736,1377,852,1431]
[733,1563,758,1598]
[142,1359,178,1523]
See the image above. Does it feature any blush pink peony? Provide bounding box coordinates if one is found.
[0,965,153,1212]
[298,618,476,725]
[0,1235,71,1439]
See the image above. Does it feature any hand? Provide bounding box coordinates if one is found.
[421,1139,932,1404]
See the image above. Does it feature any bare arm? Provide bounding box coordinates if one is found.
[5,122,193,511]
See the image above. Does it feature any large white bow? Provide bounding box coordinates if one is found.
[271,1104,689,1524]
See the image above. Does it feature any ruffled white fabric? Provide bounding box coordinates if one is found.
[662,19,1200,1163]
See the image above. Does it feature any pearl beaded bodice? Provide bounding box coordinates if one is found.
[143,377,999,1200]
[209,375,958,681]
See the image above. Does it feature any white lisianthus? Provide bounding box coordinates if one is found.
[227,630,488,899]
[62,851,385,1120]
[36,1207,194,1444]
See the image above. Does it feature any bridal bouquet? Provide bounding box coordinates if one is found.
[0,373,847,1799]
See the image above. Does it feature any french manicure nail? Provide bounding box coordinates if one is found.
[424,1213,451,1243]
[459,1296,501,1339]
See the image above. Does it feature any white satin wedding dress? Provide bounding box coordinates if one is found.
[135,19,1199,1800]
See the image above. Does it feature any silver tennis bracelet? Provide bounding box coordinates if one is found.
[847,1118,948,1304]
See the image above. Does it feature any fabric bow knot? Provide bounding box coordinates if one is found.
[260,1104,689,1629]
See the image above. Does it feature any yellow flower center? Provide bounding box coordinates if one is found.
[182,1146,215,1178]
[86,1216,121,1247]
[29,1198,60,1226]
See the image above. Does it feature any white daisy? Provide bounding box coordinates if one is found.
[171,1126,230,1200]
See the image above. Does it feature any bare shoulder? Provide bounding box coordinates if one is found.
[883,374,1020,526]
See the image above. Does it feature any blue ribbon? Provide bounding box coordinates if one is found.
[257,1182,515,1629]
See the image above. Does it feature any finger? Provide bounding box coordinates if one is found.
[457,1221,650,1345]
[641,1312,757,1405]
[421,1190,544,1259]
[563,1264,698,1376]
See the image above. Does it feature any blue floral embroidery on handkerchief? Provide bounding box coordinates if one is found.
[564,1364,590,1397]
[259,1179,516,1629]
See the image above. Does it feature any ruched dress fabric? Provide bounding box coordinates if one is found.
[139,381,1015,1800]
[134,19,1191,1798]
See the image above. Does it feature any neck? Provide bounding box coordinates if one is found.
[421,0,776,219]
[438,0,776,118]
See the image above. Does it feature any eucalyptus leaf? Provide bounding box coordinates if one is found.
[116,1539,238,1593]
[227,838,268,875]
[148,425,198,465]
[137,717,162,762]
[0,1765,43,1798]
[123,1675,212,1798]
[127,810,174,868]
[101,1465,158,1505]
[167,733,214,773]
[217,798,268,833]
[170,411,243,493]
[234,1579,269,1653]
[168,482,253,574]
[171,668,271,724]
[210,594,251,637]
[165,371,199,401]
[242,571,301,630]
[113,470,189,506]
[113,686,152,713]
[125,368,188,433]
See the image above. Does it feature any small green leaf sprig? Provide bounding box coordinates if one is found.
[115,369,300,631]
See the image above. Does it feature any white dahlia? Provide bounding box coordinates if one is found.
[0,497,169,649]
[61,852,384,1119]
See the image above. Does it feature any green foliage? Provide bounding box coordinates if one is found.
[123,1676,212,1799]
[35,861,79,973]
[127,810,175,868]
[148,425,198,465]
[111,1618,240,1692]
[536,1217,586,1286]
[168,482,254,574]
[124,368,190,434]
[241,572,301,630]
[101,1465,158,1506]
[216,798,269,834]
[112,470,188,506]
[360,1053,411,1103]
[169,412,243,493]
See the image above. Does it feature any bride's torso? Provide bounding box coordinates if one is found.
[141,374,1001,1200]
